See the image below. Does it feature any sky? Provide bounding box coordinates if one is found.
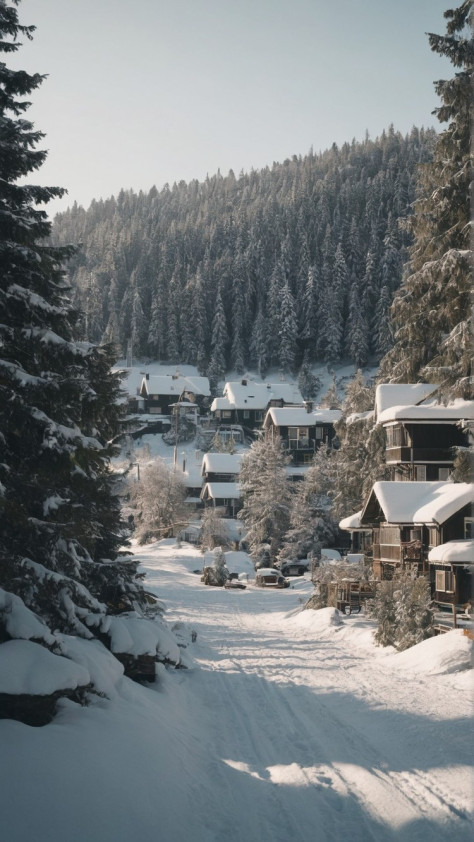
[10,0,453,217]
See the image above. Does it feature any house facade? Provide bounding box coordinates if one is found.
[139,373,210,416]
[377,399,473,482]
[263,406,341,465]
[358,481,473,580]
[201,452,243,484]
[210,379,303,433]
[200,482,241,518]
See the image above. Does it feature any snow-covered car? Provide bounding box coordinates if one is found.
[255,569,290,588]
[224,580,247,590]
[279,560,308,577]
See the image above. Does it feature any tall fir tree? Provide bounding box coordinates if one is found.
[0,2,145,649]
[379,1,473,398]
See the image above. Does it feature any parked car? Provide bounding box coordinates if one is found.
[280,560,308,577]
[255,568,290,588]
[224,579,247,590]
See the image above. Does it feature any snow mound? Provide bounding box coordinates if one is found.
[287,606,343,631]
[0,639,90,696]
[61,636,124,698]
[388,629,473,675]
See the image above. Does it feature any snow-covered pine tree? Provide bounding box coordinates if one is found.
[0,2,145,641]
[279,446,339,563]
[379,1,473,399]
[238,433,292,561]
[278,281,298,373]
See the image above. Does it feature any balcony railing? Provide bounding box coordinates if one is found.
[287,440,315,451]
[385,446,454,464]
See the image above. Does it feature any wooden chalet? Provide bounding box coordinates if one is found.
[358,481,473,580]
[200,482,241,518]
[139,373,210,416]
[263,405,341,465]
[201,452,243,484]
[210,379,303,433]
[428,540,473,628]
[375,389,474,481]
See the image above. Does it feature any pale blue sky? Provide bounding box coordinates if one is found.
[11,0,452,216]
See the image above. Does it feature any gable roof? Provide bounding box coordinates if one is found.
[201,453,243,475]
[428,539,474,564]
[361,481,473,526]
[200,482,240,500]
[265,407,342,427]
[211,379,303,412]
[141,374,210,397]
[377,399,474,425]
[375,384,438,419]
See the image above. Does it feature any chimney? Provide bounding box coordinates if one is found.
[241,378,247,386]
[305,400,313,413]
[145,373,149,381]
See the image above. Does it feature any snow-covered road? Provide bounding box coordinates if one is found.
[1,539,472,842]
[141,541,472,842]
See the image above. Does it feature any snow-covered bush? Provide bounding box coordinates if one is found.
[366,572,435,650]
[129,460,189,543]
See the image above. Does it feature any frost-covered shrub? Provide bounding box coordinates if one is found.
[366,572,435,650]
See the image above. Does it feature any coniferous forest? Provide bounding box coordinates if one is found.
[52,127,437,377]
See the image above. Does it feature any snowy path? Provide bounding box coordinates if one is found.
[142,543,472,842]
[1,540,472,842]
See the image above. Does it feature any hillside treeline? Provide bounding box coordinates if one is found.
[52,126,435,377]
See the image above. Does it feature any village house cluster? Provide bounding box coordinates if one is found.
[340,384,473,630]
[120,369,473,630]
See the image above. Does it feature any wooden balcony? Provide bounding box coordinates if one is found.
[385,446,454,464]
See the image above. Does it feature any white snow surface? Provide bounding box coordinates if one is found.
[377,398,474,425]
[428,539,474,564]
[266,406,342,426]
[364,481,474,525]
[375,383,439,418]
[0,639,90,695]
[1,538,472,842]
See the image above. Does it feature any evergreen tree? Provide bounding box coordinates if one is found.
[279,447,338,563]
[0,3,144,647]
[379,1,473,398]
[238,434,292,561]
[278,281,298,373]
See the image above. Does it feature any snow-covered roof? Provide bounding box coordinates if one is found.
[141,374,210,397]
[375,384,438,418]
[201,482,240,500]
[265,407,342,427]
[201,453,243,475]
[211,379,303,412]
[339,510,364,531]
[362,481,474,525]
[115,367,147,398]
[428,540,474,564]
[377,399,474,425]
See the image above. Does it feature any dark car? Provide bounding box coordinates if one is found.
[280,560,309,577]
[255,568,290,588]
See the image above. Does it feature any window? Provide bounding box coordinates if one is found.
[386,425,405,447]
[435,570,455,592]
[255,411,265,422]
[438,468,450,480]
[414,465,426,481]
[243,410,250,419]
[465,518,474,539]
[315,427,323,440]
[222,410,232,418]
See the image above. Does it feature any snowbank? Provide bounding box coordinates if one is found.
[0,640,90,695]
[387,629,473,675]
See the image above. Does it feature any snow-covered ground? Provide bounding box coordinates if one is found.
[1,539,472,842]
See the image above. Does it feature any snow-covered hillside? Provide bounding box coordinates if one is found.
[1,539,471,842]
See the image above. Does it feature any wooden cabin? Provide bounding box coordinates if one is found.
[263,406,341,466]
[210,379,303,433]
[359,481,474,580]
[377,401,473,482]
